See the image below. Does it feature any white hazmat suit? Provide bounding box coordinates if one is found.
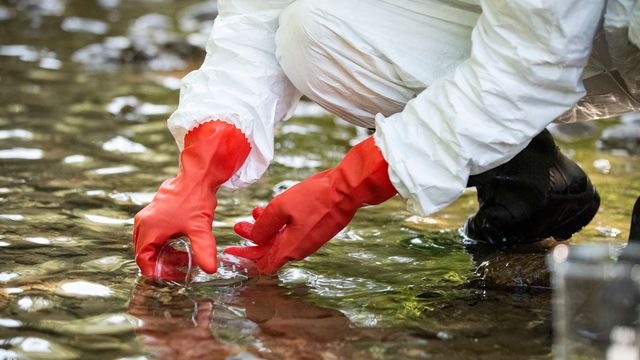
[168,0,640,216]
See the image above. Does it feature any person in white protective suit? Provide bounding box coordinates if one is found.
[132,0,640,276]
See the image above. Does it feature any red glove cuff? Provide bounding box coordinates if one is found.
[180,120,251,188]
[334,137,397,206]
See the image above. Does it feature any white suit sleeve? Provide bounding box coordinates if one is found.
[374,0,606,215]
[167,0,301,189]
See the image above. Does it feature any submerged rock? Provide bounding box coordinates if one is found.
[71,38,128,72]
[547,122,599,142]
[415,290,552,358]
[128,13,175,45]
[72,4,218,71]
[106,95,172,122]
[178,1,218,48]
[598,122,640,155]
[13,0,66,17]
[9,0,66,28]
[474,252,550,289]
[0,45,59,68]
[179,1,218,33]
[126,13,205,70]
[467,239,558,290]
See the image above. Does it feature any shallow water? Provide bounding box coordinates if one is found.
[1,1,639,359]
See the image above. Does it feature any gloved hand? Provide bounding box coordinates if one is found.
[133,120,250,277]
[225,137,397,273]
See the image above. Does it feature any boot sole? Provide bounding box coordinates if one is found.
[542,188,601,241]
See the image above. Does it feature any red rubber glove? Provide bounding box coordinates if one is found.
[224,137,397,274]
[133,120,250,277]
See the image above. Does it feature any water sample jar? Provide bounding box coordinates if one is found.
[155,237,256,287]
[549,243,640,360]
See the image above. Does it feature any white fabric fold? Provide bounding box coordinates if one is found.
[374,0,607,215]
[169,0,638,215]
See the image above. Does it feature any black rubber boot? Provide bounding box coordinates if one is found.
[463,129,600,247]
[630,196,640,242]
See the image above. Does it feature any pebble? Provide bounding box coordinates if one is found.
[598,123,640,155]
[593,158,611,174]
[595,226,621,238]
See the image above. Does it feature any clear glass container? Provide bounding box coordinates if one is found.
[548,243,640,360]
[155,237,257,287]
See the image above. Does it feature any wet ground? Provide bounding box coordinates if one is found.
[1,1,639,359]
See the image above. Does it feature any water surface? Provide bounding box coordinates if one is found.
[1,1,639,359]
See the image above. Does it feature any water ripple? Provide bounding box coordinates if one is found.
[108,191,154,205]
[17,296,54,312]
[90,165,136,175]
[0,214,24,221]
[2,337,80,360]
[55,280,113,298]
[0,318,22,328]
[62,154,88,164]
[39,313,141,335]
[61,17,108,35]
[83,214,133,225]
[102,136,147,154]
[0,148,43,159]
[0,129,33,140]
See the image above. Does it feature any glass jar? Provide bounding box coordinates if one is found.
[549,243,640,360]
[154,237,257,287]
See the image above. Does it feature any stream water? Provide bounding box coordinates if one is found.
[1,1,639,359]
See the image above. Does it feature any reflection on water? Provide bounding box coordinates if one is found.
[1,0,639,359]
[128,278,407,359]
